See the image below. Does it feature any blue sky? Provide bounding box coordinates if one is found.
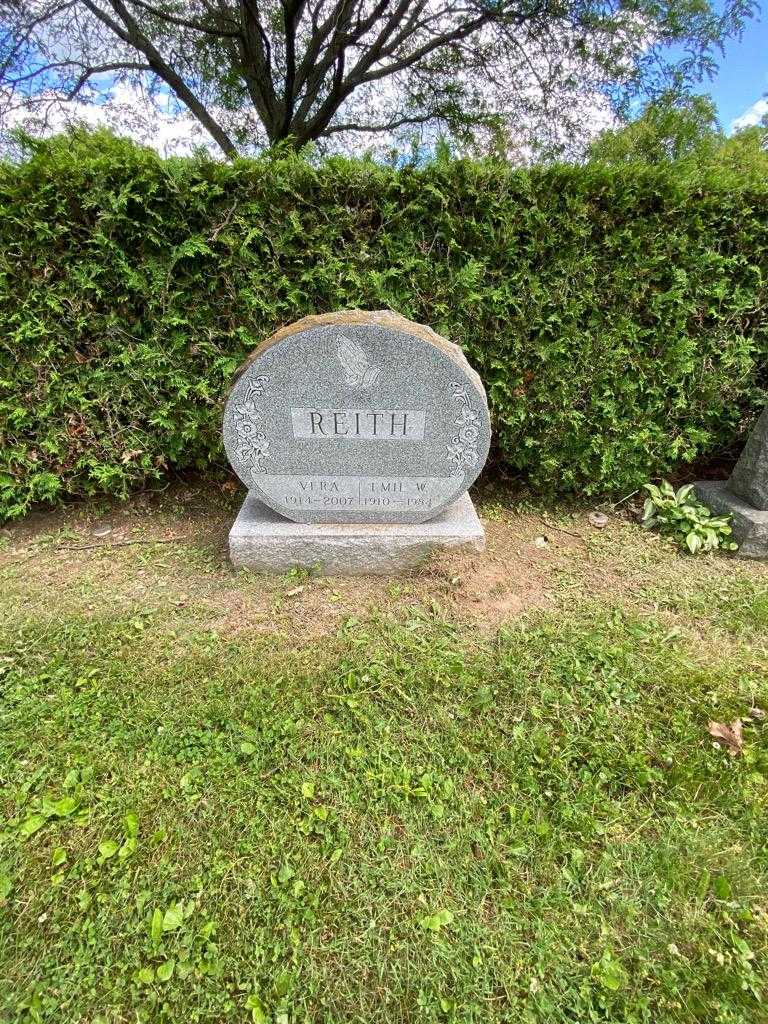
[708,6,768,130]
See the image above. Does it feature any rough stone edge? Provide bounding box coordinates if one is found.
[695,480,768,559]
[229,491,486,575]
[226,309,486,404]
[726,404,768,511]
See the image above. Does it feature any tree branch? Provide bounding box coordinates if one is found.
[80,0,238,155]
[324,110,435,133]
[356,14,491,86]
[67,60,153,98]
[121,0,242,37]
[238,0,280,135]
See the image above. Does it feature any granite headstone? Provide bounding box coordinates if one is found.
[223,310,491,525]
[726,404,768,511]
[696,404,768,559]
[224,310,490,573]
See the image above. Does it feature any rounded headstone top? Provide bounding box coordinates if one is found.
[223,310,491,524]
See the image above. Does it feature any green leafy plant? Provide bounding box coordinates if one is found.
[642,481,738,554]
[1,128,767,520]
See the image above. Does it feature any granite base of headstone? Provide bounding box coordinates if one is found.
[696,405,768,559]
[230,492,485,575]
[222,310,491,575]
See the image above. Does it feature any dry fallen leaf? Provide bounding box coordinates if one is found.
[707,719,744,757]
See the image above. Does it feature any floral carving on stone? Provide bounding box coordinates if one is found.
[446,382,481,474]
[233,375,272,477]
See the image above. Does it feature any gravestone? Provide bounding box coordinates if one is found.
[223,310,491,573]
[696,404,768,558]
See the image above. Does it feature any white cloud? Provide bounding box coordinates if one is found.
[2,79,220,157]
[4,73,617,161]
[731,96,768,133]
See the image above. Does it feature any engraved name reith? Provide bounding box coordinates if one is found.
[291,408,426,440]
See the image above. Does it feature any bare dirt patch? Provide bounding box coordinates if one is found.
[0,485,569,635]
[2,480,766,642]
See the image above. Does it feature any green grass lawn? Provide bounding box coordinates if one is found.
[1,484,767,1023]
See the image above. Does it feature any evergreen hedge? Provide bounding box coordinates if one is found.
[1,130,767,520]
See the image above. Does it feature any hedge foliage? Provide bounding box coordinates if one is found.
[1,129,767,519]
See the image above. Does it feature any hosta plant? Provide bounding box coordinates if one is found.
[642,481,738,554]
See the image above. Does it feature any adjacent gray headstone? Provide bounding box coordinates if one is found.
[726,405,768,510]
[223,310,491,526]
[696,403,768,559]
